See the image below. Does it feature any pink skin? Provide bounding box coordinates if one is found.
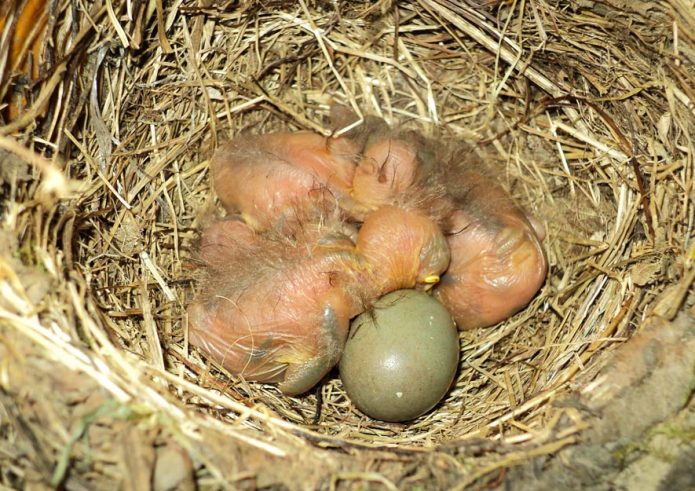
[434,182,547,330]
[199,218,259,270]
[211,132,360,231]
[193,122,548,394]
[189,205,454,394]
[356,205,450,295]
[188,219,368,395]
[348,138,420,220]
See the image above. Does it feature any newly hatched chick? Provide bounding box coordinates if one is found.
[188,214,368,395]
[329,106,444,222]
[188,202,456,394]
[342,112,548,329]
[433,164,547,330]
[344,124,547,330]
[356,205,450,295]
[210,131,360,231]
[333,116,452,292]
[348,136,421,220]
[197,115,547,399]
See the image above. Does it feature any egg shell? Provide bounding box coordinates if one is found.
[339,289,460,422]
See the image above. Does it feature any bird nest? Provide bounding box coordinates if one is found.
[2,1,695,489]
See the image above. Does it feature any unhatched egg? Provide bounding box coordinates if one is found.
[339,290,459,422]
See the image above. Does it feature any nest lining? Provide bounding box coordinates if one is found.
[1,0,694,488]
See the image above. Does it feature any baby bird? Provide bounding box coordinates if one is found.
[210,131,360,231]
[329,106,445,222]
[356,205,450,295]
[433,167,547,329]
[194,114,548,398]
[348,136,421,220]
[188,215,368,395]
[188,201,455,394]
[356,133,549,330]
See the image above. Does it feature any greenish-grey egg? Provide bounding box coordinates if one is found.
[339,289,460,422]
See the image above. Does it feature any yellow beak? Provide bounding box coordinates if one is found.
[423,275,440,289]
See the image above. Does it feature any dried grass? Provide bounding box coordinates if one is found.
[1,0,694,488]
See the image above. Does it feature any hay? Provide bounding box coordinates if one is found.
[1,0,694,488]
